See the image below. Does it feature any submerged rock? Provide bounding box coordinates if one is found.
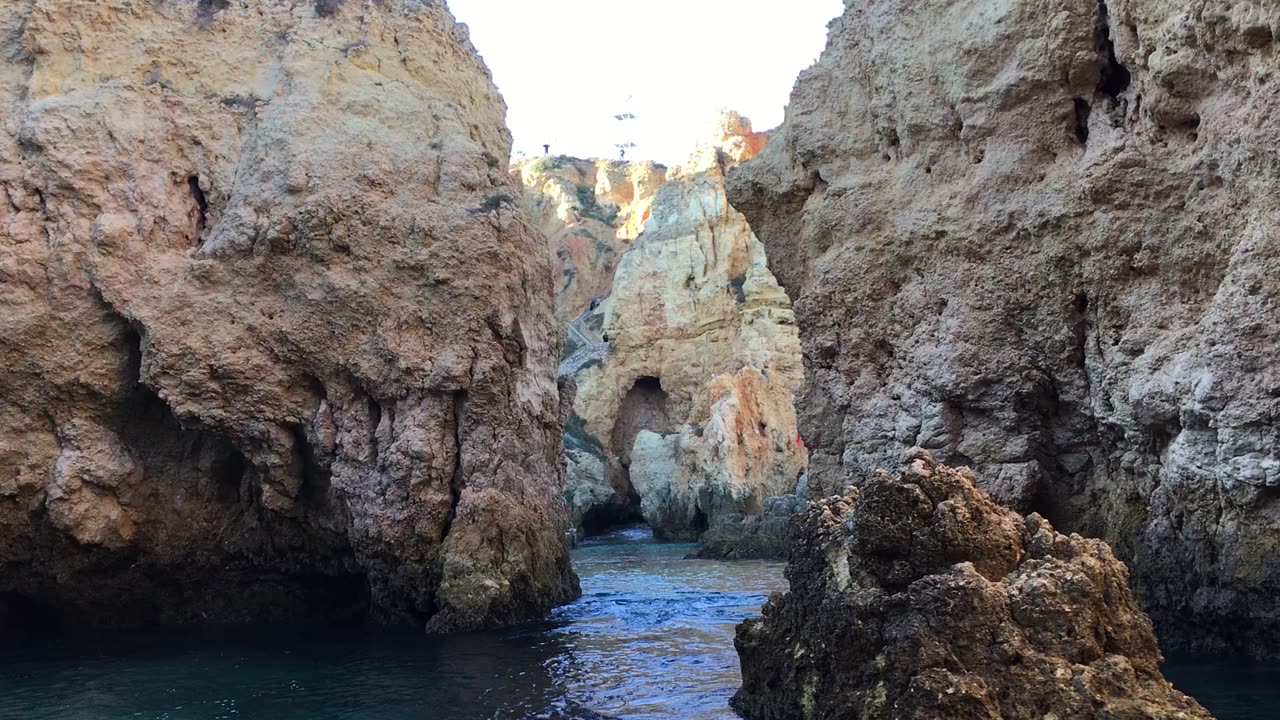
[728,0,1280,657]
[0,0,576,631]
[733,449,1213,720]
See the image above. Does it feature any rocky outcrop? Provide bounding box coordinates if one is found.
[694,476,809,560]
[0,0,577,632]
[728,0,1280,657]
[733,450,1213,720]
[514,156,666,322]
[561,113,807,540]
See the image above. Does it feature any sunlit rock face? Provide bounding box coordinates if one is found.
[560,113,807,541]
[0,0,578,632]
[733,450,1214,720]
[728,0,1280,657]
[514,156,667,323]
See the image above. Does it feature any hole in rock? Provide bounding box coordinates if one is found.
[691,508,709,535]
[1073,98,1091,144]
[583,376,676,536]
[187,175,208,242]
[1097,0,1132,99]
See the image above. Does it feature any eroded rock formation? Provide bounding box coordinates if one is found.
[558,113,806,541]
[514,156,666,323]
[728,0,1280,657]
[0,0,577,632]
[733,450,1213,720]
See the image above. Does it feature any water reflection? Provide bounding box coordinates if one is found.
[0,525,784,720]
[1,526,1268,720]
[545,525,786,719]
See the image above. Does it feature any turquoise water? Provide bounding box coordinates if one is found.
[0,527,784,719]
[0,525,1272,719]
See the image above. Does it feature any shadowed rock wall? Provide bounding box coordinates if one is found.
[0,0,577,632]
[729,0,1280,657]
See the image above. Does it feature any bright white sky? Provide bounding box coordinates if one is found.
[447,0,842,166]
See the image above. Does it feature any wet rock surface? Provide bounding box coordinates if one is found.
[0,0,577,632]
[696,478,809,560]
[728,0,1280,657]
[733,450,1214,720]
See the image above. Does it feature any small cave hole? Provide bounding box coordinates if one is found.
[1073,98,1092,145]
[1097,0,1132,99]
[314,0,345,18]
[209,445,247,502]
[187,175,208,242]
[196,0,229,21]
[691,507,709,535]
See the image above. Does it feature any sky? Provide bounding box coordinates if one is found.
[447,0,843,166]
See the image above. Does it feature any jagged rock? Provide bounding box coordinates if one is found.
[514,156,666,323]
[733,450,1213,720]
[555,113,807,539]
[0,0,577,632]
[728,0,1280,657]
[695,476,808,560]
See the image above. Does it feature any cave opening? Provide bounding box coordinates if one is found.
[0,592,62,638]
[583,376,675,537]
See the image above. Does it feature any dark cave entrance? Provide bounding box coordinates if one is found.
[583,376,676,537]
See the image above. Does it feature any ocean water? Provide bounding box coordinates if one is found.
[0,525,1272,719]
[0,527,784,720]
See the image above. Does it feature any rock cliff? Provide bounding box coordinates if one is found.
[558,113,806,541]
[733,450,1213,720]
[0,0,577,631]
[728,0,1280,657]
[514,156,667,323]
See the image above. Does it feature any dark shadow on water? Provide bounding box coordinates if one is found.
[5,527,1266,720]
[0,524,782,720]
[1164,656,1280,720]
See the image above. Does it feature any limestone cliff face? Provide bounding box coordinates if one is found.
[0,0,577,631]
[514,156,666,322]
[563,114,806,540]
[728,0,1280,656]
[733,450,1213,720]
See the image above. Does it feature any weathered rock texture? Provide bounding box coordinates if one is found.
[561,113,807,540]
[0,0,577,632]
[695,474,809,560]
[514,156,666,323]
[733,450,1213,720]
[728,0,1280,657]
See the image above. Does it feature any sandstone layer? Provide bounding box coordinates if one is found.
[514,156,666,323]
[558,113,806,540]
[728,0,1280,657]
[733,450,1213,720]
[0,0,577,632]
